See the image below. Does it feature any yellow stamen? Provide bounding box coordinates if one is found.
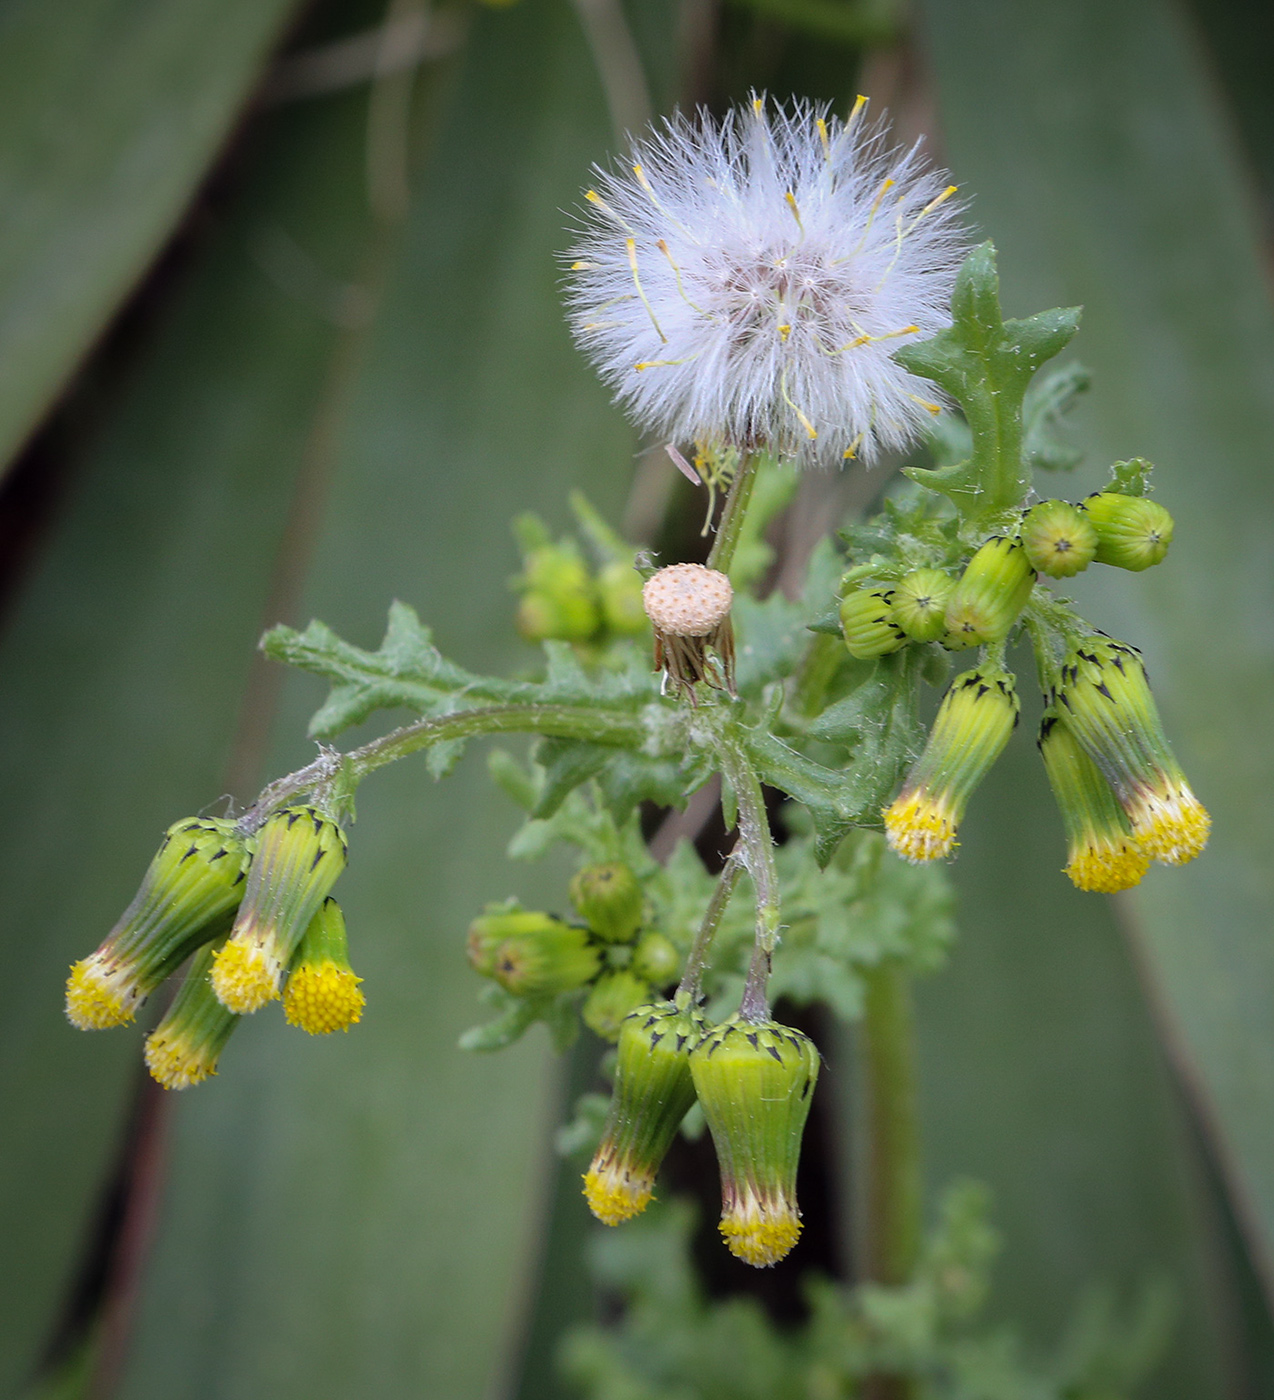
[847,94,868,129]
[65,955,140,1030]
[211,939,280,1014]
[626,237,667,344]
[815,117,832,161]
[584,188,634,234]
[908,393,943,415]
[843,431,865,461]
[656,238,708,314]
[784,191,803,232]
[144,1028,220,1091]
[1066,836,1151,894]
[780,369,817,439]
[1128,786,1211,866]
[883,789,959,863]
[584,1159,654,1225]
[778,323,792,342]
[719,1190,802,1267]
[283,961,365,1035]
[753,95,764,117]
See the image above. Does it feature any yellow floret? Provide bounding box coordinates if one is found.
[883,790,958,863]
[283,961,365,1035]
[211,940,280,1014]
[65,955,140,1030]
[1066,835,1151,894]
[1129,786,1211,866]
[144,1029,219,1090]
[583,1157,654,1225]
[719,1192,802,1267]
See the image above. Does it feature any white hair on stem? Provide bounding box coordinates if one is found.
[565,95,969,468]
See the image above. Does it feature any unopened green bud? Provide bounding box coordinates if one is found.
[284,898,364,1035]
[1056,638,1209,864]
[884,666,1019,862]
[691,1017,820,1267]
[583,970,654,1041]
[66,817,250,1030]
[1021,500,1098,578]
[467,908,564,976]
[943,537,1035,649]
[597,560,647,635]
[211,806,347,1015]
[631,931,680,986]
[569,862,643,943]
[1038,710,1150,892]
[839,587,907,660]
[516,589,598,643]
[144,941,239,1090]
[891,569,955,642]
[515,539,600,642]
[1081,493,1174,571]
[491,918,601,996]
[585,1000,704,1224]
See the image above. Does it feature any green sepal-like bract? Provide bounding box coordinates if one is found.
[690,1016,820,1268]
[66,816,250,1030]
[585,1000,705,1224]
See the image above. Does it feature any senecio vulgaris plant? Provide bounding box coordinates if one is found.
[65,95,1204,1383]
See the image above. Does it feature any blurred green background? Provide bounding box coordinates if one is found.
[3,0,1274,1395]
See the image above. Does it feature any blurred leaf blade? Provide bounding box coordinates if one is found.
[118,4,653,1397]
[916,0,1274,1367]
[0,0,304,475]
[0,77,386,1398]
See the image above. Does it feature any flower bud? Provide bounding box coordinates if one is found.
[491,918,601,997]
[66,817,250,1030]
[690,1017,820,1267]
[891,569,955,643]
[583,970,654,1041]
[1081,493,1173,571]
[283,898,365,1035]
[1055,638,1209,864]
[584,1000,704,1224]
[631,931,680,986]
[467,908,563,977]
[1020,500,1097,578]
[211,806,347,1015]
[516,589,599,644]
[943,537,1035,649]
[569,862,643,943]
[144,941,239,1090]
[1038,710,1150,892]
[884,666,1019,862]
[597,560,647,636]
[839,587,907,659]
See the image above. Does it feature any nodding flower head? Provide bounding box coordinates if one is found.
[565,95,967,468]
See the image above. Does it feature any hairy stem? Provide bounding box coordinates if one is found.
[705,450,759,576]
[677,848,743,1001]
[238,703,646,832]
[715,732,779,1022]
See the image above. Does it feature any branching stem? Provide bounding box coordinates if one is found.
[237,703,645,832]
[676,847,743,1001]
[714,729,780,1022]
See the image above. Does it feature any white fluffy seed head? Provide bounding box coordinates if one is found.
[565,96,968,468]
[642,564,733,637]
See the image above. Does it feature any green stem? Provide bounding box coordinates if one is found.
[715,732,779,1022]
[676,849,743,1002]
[862,959,923,1289]
[705,450,759,576]
[238,703,646,832]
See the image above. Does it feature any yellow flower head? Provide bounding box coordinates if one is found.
[884,666,1019,864]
